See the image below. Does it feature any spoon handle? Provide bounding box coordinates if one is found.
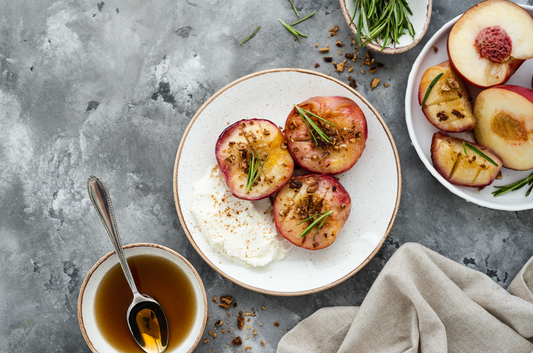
[87,175,140,296]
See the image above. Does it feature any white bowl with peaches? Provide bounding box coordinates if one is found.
[406,0,533,211]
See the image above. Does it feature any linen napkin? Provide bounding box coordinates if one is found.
[277,242,533,353]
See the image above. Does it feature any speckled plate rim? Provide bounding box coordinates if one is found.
[339,0,432,54]
[77,243,208,353]
[173,68,402,296]
[405,5,533,211]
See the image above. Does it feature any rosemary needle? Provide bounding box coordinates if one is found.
[278,19,307,42]
[288,0,300,17]
[462,142,498,167]
[420,73,443,108]
[298,211,333,239]
[240,26,260,45]
[290,10,316,26]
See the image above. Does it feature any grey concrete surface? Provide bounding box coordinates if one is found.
[1,0,533,352]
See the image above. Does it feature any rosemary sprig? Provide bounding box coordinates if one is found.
[294,105,336,145]
[278,19,307,42]
[351,0,416,51]
[240,26,261,45]
[290,10,316,26]
[288,0,300,17]
[420,73,443,108]
[246,152,267,193]
[298,211,334,241]
[492,172,533,197]
[462,142,499,167]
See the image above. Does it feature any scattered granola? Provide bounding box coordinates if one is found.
[219,295,233,309]
[329,25,339,36]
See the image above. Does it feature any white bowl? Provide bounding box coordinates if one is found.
[405,5,533,211]
[340,0,432,54]
[77,243,207,353]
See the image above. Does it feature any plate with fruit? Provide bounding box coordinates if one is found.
[173,68,401,295]
[406,0,533,211]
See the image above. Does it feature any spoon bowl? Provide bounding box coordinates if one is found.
[87,175,169,353]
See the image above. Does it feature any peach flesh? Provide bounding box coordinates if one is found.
[473,85,533,170]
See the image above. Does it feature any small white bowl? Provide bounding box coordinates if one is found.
[77,243,207,353]
[340,0,432,54]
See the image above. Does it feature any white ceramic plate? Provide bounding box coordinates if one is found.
[405,5,533,211]
[174,69,401,295]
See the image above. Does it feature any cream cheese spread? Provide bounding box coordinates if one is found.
[192,165,291,267]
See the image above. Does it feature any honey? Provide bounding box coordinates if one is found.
[94,254,197,352]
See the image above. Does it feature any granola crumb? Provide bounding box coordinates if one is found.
[245,345,252,351]
[384,83,389,87]
[314,63,320,68]
[349,79,357,88]
[315,43,319,47]
[434,46,438,53]
[261,341,265,346]
[203,339,209,344]
[371,78,380,90]
[274,321,280,327]
[261,305,266,310]
[319,47,330,53]
[213,296,218,303]
[336,62,345,72]
[348,67,354,73]
[232,337,242,346]
[360,69,365,74]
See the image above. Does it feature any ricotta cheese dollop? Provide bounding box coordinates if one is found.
[192,166,292,267]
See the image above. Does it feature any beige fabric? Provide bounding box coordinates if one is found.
[277,243,533,353]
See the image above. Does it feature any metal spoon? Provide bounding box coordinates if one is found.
[87,175,169,353]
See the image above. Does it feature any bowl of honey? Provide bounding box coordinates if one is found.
[78,243,207,353]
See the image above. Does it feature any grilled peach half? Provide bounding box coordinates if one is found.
[431,132,502,187]
[285,96,367,175]
[215,119,294,200]
[419,61,475,132]
[273,174,351,250]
